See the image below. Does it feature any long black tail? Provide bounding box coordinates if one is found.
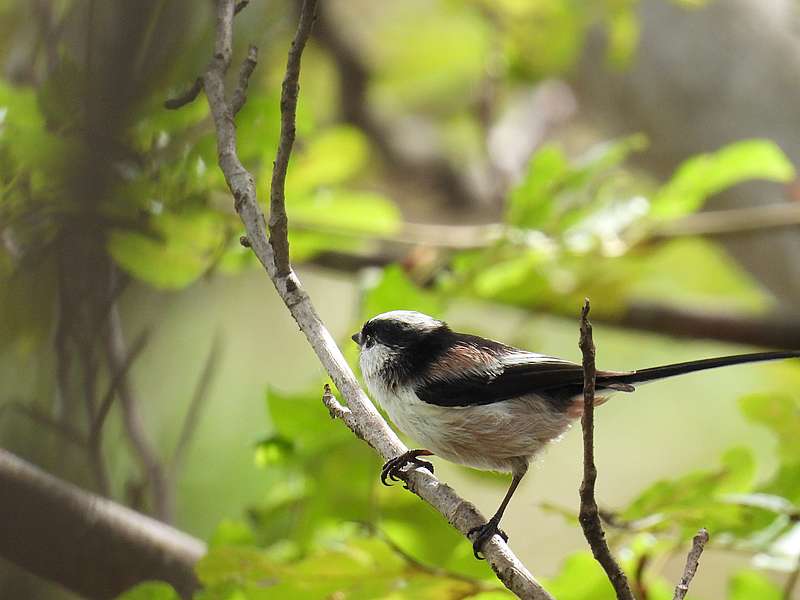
[602,351,800,386]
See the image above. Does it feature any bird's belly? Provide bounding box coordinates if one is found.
[369,383,572,473]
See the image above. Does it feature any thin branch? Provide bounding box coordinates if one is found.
[106,302,173,523]
[372,525,504,593]
[230,45,257,115]
[783,552,800,600]
[633,552,651,600]
[0,401,87,449]
[164,77,202,109]
[268,0,316,276]
[579,299,635,600]
[653,202,800,239]
[175,1,555,596]
[170,335,223,477]
[0,448,203,600]
[673,528,709,600]
[91,327,150,440]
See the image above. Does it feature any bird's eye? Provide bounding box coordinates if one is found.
[364,335,374,348]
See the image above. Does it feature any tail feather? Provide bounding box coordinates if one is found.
[599,351,800,387]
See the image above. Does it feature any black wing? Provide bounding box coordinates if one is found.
[414,334,630,407]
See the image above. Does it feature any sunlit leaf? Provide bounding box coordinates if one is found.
[285,126,369,197]
[290,190,401,236]
[622,447,756,537]
[545,552,615,600]
[651,139,795,220]
[362,264,443,319]
[506,145,569,228]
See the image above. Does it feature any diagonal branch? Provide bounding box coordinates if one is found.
[167,0,555,597]
[579,299,635,600]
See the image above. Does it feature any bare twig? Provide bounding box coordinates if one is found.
[269,1,316,275]
[673,528,709,600]
[579,299,635,600]
[0,448,203,600]
[322,383,352,421]
[230,45,257,115]
[175,1,554,596]
[170,335,223,477]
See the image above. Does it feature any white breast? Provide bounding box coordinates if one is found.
[359,345,572,473]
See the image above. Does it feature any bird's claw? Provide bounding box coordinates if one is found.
[380,449,434,488]
[468,518,508,560]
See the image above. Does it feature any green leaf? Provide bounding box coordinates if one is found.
[290,190,401,236]
[651,139,795,220]
[114,582,181,600]
[622,447,756,537]
[728,570,782,600]
[0,262,56,354]
[362,264,443,319]
[545,552,615,600]
[739,392,800,461]
[266,388,348,451]
[506,136,647,231]
[209,519,257,548]
[107,211,226,289]
[506,145,569,228]
[197,537,486,600]
[285,126,369,197]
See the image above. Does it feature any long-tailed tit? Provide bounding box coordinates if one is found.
[352,310,799,558]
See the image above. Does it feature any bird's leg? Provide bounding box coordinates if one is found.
[381,448,434,488]
[468,462,528,560]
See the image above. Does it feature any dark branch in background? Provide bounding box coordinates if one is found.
[0,402,87,450]
[673,528,709,600]
[609,303,800,351]
[107,303,173,523]
[0,449,204,600]
[269,2,317,276]
[170,335,223,478]
[294,226,800,350]
[579,300,635,600]
[312,1,484,209]
[90,328,150,446]
[167,1,554,597]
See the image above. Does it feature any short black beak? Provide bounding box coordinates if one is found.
[351,332,362,346]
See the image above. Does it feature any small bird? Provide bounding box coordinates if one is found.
[352,310,800,558]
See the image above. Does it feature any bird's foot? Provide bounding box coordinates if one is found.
[468,517,509,560]
[380,449,434,488]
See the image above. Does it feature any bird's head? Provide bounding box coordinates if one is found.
[351,310,448,351]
